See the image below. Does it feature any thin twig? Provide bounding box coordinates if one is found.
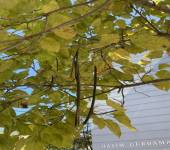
[121,88,125,106]
[95,110,116,115]
[130,4,161,34]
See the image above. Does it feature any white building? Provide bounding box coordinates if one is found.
[92,56,170,150]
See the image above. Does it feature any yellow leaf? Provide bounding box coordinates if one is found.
[41,0,59,13]
[92,116,106,129]
[91,34,119,48]
[108,48,130,60]
[41,127,63,147]
[153,0,164,4]
[138,59,150,65]
[0,0,18,11]
[114,111,136,131]
[22,139,44,150]
[105,119,121,137]
[59,48,70,58]
[0,60,14,72]
[130,30,170,51]
[106,99,125,111]
[39,37,60,52]
[154,82,170,91]
[156,70,170,79]
[101,34,120,44]
[115,20,126,29]
[48,14,71,27]
[142,75,155,82]
[159,63,170,70]
[92,18,101,28]
[145,50,163,59]
[54,27,76,40]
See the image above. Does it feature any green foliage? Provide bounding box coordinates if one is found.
[0,0,170,149]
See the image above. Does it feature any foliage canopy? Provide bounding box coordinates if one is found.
[0,0,170,149]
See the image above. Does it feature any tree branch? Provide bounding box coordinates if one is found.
[95,110,116,116]
[1,77,170,90]
[45,0,98,16]
[80,77,170,100]
[0,0,111,46]
[133,0,170,14]
[74,50,81,126]
[130,4,161,34]
[0,0,98,29]
[83,66,97,125]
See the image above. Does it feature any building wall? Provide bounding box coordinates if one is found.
[92,57,170,150]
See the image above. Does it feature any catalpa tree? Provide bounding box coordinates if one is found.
[0,0,170,149]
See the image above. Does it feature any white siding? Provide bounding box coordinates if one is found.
[92,85,170,150]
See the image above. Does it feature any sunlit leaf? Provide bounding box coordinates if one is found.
[113,111,136,131]
[39,37,60,52]
[105,119,121,137]
[106,99,125,112]
[41,0,59,13]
